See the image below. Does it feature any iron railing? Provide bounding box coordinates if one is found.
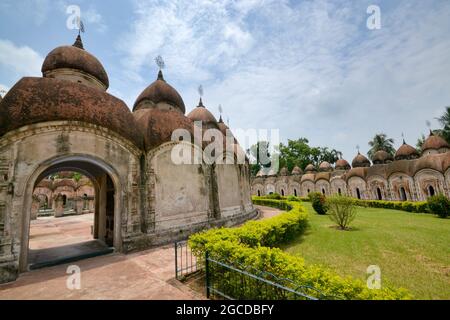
[204,253,325,300]
[175,241,203,280]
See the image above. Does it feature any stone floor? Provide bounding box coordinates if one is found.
[0,205,280,300]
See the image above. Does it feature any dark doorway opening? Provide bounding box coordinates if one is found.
[377,188,382,200]
[356,188,361,199]
[428,186,435,197]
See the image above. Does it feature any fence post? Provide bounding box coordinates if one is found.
[174,242,178,279]
[205,251,210,299]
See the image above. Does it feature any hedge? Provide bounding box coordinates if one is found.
[189,199,411,300]
[254,195,430,214]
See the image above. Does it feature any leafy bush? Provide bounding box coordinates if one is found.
[190,199,410,300]
[427,194,450,218]
[287,195,300,202]
[326,195,357,230]
[264,193,282,200]
[308,192,328,215]
[297,197,430,214]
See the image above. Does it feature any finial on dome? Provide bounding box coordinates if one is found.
[198,97,204,107]
[429,129,434,136]
[73,34,84,50]
[218,114,223,123]
[356,144,360,154]
[157,70,165,81]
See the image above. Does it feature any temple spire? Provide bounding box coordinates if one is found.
[73,34,84,50]
[157,70,165,81]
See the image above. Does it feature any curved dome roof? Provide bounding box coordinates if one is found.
[352,152,371,168]
[133,71,185,113]
[217,115,229,134]
[187,98,218,124]
[319,161,332,172]
[335,159,351,170]
[134,108,193,151]
[422,132,450,152]
[395,141,419,160]
[373,150,394,164]
[305,164,316,172]
[0,77,143,148]
[41,35,109,88]
[345,167,368,181]
[291,166,303,175]
[279,167,289,176]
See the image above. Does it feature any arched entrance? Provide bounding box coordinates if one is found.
[20,156,122,272]
[399,187,407,201]
[428,185,435,197]
[377,188,382,200]
[356,188,361,199]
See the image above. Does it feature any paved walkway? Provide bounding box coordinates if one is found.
[0,206,281,300]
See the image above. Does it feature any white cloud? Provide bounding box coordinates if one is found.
[0,39,43,77]
[83,6,107,33]
[118,0,450,159]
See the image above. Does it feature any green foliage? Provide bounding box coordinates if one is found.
[300,197,431,214]
[287,195,300,202]
[247,141,272,176]
[278,138,342,172]
[427,194,450,218]
[308,192,328,215]
[326,195,357,230]
[264,193,283,200]
[190,199,410,300]
[367,133,395,160]
[436,106,450,144]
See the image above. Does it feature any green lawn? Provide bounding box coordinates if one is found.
[281,202,450,299]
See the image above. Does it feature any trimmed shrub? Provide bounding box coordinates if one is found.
[309,192,328,215]
[190,199,410,300]
[427,194,450,218]
[326,195,357,230]
[264,193,282,200]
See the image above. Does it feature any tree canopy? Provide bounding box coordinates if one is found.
[367,133,395,160]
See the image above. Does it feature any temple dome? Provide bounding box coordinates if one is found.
[291,166,303,175]
[279,167,289,176]
[335,159,351,170]
[395,141,419,160]
[133,70,185,113]
[134,108,193,151]
[187,98,218,125]
[352,152,371,168]
[305,164,316,172]
[422,131,450,153]
[372,150,394,165]
[319,161,332,172]
[0,77,143,147]
[41,35,109,89]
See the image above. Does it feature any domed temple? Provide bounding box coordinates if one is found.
[252,134,450,201]
[0,36,255,282]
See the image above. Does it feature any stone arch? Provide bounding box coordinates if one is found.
[300,181,315,197]
[347,176,367,200]
[19,154,124,272]
[315,180,331,196]
[289,182,300,197]
[388,172,415,201]
[367,175,388,200]
[413,169,445,201]
[330,177,347,196]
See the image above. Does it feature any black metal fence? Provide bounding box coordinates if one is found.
[174,241,334,300]
[205,253,323,300]
[175,241,203,280]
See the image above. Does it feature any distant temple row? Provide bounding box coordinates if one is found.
[251,133,450,201]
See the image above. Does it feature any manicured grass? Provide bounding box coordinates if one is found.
[281,202,450,300]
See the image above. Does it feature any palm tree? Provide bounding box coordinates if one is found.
[436,106,450,143]
[367,133,395,160]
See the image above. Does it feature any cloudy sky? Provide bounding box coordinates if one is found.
[1,0,449,160]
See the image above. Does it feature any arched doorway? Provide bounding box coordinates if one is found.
[257,190,261,197]
[294,189,297,197]
[338,188,342,195]
[21,157,121,272]
[377,188,382,200]
[399,187,407,201]
[322,188,325,195]
[428,185,435,197]
[356,188,361,199]
[281,189,285,196]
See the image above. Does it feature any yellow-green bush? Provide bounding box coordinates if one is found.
[189,199,411,300]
